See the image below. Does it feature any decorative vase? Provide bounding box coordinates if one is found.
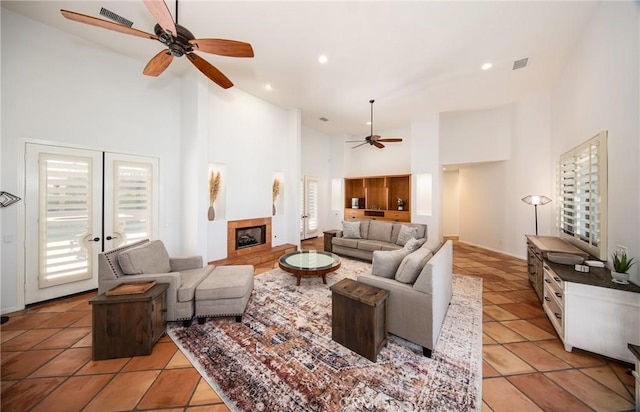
[208,206,215,221]
[611,271,630,284]
[272,204,276,216]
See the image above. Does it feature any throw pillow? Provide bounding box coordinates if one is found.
[396,225,419,246]
[395,248,433,284]
[118,240,171,275]
[403,237,422,252]
[371,248,411,278]
[342,221,361,239]
[368,221,393,243]
[421,239,443,254]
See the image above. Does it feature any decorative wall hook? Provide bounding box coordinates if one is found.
[0,192,21,208]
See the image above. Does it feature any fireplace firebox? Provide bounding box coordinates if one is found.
[235,225,266,250]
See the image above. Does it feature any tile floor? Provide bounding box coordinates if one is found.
[1,237,636,411]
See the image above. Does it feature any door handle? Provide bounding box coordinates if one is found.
[88,237,100,242]
[105,235,119,241]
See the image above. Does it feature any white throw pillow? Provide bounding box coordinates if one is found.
[396,225,418,246]
[342,221,361,239]
[403,237,422,252]
[118,240,171,275]
[372,249,411,278]
[395,248,433,284]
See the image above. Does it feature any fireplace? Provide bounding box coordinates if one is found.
[227,217,272,258]
[235,225,266,250]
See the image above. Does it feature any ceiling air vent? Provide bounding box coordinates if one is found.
[513,58,528,70]
[99,7,133,28]
[319,117,329,122]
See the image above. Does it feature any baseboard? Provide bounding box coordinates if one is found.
[457,240,526,260]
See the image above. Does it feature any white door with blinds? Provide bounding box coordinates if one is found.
[24,144,158,304]
[300,176,319,240]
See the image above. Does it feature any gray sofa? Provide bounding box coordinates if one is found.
[98,239,215,324]
[332,220,428,261]
[357,239,453,357]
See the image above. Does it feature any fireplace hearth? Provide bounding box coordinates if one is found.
[236,225,266,250]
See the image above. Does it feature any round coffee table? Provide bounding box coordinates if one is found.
[278,251,341,286]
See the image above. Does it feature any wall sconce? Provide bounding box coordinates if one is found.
[521,195,551,235]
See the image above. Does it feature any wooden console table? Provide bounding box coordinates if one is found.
[90,283,168,360]
[323,229,340,252]
[331,278,389,361]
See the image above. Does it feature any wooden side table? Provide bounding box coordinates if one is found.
[323,229,340,252]
[330,278,389,362]
[90,283,169,360]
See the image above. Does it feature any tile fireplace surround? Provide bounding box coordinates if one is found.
[227,217,272,259]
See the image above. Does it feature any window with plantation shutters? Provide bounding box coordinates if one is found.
[38,154,93,288]
[558,131,608,260]
[307,179,318,231]
[113,161,154,245]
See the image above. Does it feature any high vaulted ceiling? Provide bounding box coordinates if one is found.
[2,1,599,136]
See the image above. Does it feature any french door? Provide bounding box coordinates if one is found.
[24,143,158,304]
[300,176,319,240]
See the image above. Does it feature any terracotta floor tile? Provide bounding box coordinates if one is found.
[0,313,57,330]
[69,313,92,328]
[609,360,636,387]
[580,365,635,402]
[526,317,558,336]
[503,342,571,372]
[498,303,546,319]
[501,320,555,341]
[190,378,224,406]
[0,329,26,344]
[71,332,92,348]
[187,405,232,412]
[482,400,494,411]
[166,349,193,369]
[1,349,63,379]
[138,368,201,409]
[32,327,91,349]
[507,373,592,412]
[121,341,177,371]
[0,377,66,411]
[483,292,515,305]
[483,345,536,375]
[534,339,605,368]
[483,333,498,345]
[483,305,520,321]
[31,374,113,412]
[482,377,542,412]
[483,322,527,343]
[483,361,500,377]
[83,370,160,411]
[0,328,60,351]
[39,311,88,328]
[545,369,634,411]
[29,347,92,378]
[76,357,130,375]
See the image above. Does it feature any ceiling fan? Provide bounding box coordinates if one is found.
[347,100,403,149]
[60,0,254,89]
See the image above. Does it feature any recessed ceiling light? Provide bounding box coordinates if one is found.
[481,62,493,70]
[265,84,273,91]
[318,55,328,64]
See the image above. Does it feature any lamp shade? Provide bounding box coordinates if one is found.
[522,195,551,206]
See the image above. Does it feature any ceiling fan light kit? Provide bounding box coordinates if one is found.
[61,0,254,89]
[347,100,404,149]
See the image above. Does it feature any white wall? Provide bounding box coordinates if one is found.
[442,170,459,236]
[550,1,640,284]
[343,127,411,177]
[301,126,332,235]
[1,10,183,313]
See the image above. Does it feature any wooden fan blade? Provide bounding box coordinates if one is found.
[143,0,177,35]
[143,50,173,76]
[186,53,233,89]
[61,10,157,39]
[352,142,368,149]
[371,135,381,141]
[189,39,254,58]
[378,138,403,142]
[374,142,385,149]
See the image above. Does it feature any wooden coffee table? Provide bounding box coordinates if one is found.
[279,250,341,286]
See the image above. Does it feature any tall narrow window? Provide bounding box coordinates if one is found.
[558,131,607,259]
[113,161,154,245]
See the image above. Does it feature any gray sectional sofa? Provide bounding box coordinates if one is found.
[331,219,428,261]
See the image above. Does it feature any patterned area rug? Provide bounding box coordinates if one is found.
[168,257,482,411]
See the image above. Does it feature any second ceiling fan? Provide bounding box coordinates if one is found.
[348,100,403,149]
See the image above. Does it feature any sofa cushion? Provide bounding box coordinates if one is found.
[396,225,418,246]
[357,240,385,252]
[395,248,433,284]
[357,220,370,239]
[371,249,411,278]
[368,221,393,243]
[118,240,171,275]
[391,223,426,244]
[421,239,443,254]
[380,243,403,251]
[403,237,423,252]
[177,266,215,302]
[333,237,359,248]
[342,221,361,239]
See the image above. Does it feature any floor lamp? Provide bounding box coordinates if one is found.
[521,195,551,235]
